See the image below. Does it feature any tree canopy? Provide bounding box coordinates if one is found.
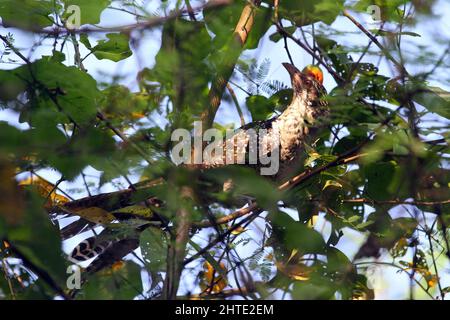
[0,0,449,300]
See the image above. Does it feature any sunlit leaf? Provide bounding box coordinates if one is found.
[62,0,111,25]
[90,33,132,62]
[200,261,228,294]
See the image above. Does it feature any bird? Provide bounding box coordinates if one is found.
[58,63,329,278]
[197,63,329,182]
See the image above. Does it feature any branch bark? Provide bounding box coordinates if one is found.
[162,186,194,299]
[200,0,262,129]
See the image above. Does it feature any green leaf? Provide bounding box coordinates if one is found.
[427,86,450,101]
[0,0,55,30]
[269,26,297,43]
[346,215,360,223]
[203,1,242,49]
[292,276,336,299]
[391,217,418,238]
[204,166,281,209]
[79,33,92,49]
[0,69,27,101]
[442,286,450,295]
[355,220,374,230]
[56,127,116,180]
[327,247,353,281]
[270,89,293,112]
[315,36,353,79]
[80,262,143,299]
[245,6,272,50]
[151,19,212,123]
[270,211,326,254]
[412,84,450,119]
[362,213,418,252]
[0,123,33,159]
[2,57,101,126]
[204,2,271,50]
[246,95,275,121]
[355,74,390,101]
[30,58,101,125]
[333,135,367,155]
[7,191,67,286]
[364,161,401,201]
[91,33,132,62]
[280,0,345,26]
[353,0,410,22]
[140,228,167,272]
[62,0,111,25]
[352,274,375,300]
[373,30,421,37]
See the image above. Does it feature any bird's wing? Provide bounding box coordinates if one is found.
[239,116,277,131]
[200,116,279,169]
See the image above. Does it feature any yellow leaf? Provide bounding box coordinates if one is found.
[111,261,125,271]
[307,215,319,228]
[111,205,154,219]
[352,289,374,300]
[200,261,228,294]
[130,111,145,119]
[3,240,10,249]
[287,249,299,263]
[70,206,116,224]
[322,180,343,191]
[428,278,438,288]
[230,226,246,235]
[18,175,69,208]
[276,261,311,281]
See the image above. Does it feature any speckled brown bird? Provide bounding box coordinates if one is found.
[199,63,329,182]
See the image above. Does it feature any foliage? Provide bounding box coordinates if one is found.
[0,0,449,300]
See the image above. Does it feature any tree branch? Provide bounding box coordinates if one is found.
[162,186,194,299]
[0,0,230,36]
[201,0,262,129]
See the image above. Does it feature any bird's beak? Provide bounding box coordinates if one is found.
[282,63,303,91]
[282,63,299,76]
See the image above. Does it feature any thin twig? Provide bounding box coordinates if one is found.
[0,0,230,35]
[355,261,435,299]
[426,228,444,299]
[343,198,450,206]
[226,84,245,127]
[342,9,408,77]
[275,22,345,84]
[96,111,154,165]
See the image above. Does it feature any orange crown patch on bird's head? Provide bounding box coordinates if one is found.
[302,65,323,85]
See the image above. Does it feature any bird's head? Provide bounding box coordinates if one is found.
[282,63,326,102]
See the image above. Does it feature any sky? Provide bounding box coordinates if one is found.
[1,0,449,299]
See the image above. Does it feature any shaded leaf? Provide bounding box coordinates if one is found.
[140,228,167,272]
[90,33,132,62]
[80,262,142,300]
[62,0,111,25]
[0,0,54,30]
